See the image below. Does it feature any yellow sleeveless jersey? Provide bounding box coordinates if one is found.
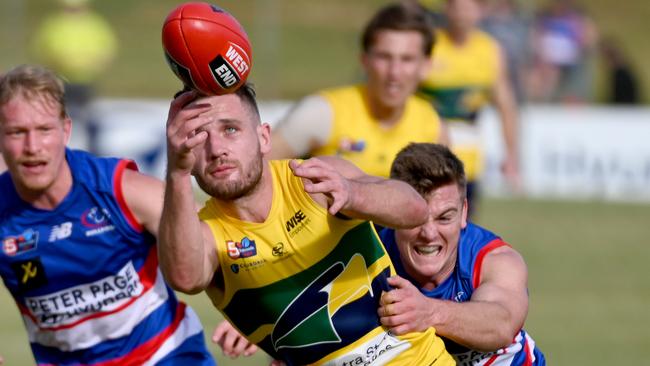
[199,160,453,366]
[312,85,443,178]
[420,30,500,180]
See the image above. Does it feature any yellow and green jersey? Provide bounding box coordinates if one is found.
[420,30,500,180]
[313,85,443,178]
[199,160,453,365]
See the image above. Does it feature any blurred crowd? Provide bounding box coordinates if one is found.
[423,0,642,105]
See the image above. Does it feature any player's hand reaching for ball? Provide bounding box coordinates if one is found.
[165,91,212,175]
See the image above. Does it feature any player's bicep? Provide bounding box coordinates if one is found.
[200,221,221,283]
[272,95,333,157]
[121,168,165,235]
[472,246,529,330]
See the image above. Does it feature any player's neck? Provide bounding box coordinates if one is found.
[17,162,73,211]
[212,161,273,223]
[419,259,457,291]
[369,100,404,128]
[447,27,472,46]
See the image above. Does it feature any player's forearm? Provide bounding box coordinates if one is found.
[431,298,516,352]
[159,172,210,294]
[343,178,428,229]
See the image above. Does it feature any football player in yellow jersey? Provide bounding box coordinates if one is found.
[420,0,520,216]
[159,85,455,365]
[269,3,448,178]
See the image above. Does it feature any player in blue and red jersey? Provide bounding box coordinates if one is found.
[0,64,215,365]
[379,143,545,366]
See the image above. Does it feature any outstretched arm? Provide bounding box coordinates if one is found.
[158,91,219,294]
[268,95,333,159]
[492,46,520,190]
[290,156,428,229]
[380,245,529,351]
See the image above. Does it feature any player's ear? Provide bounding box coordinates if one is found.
[258,123,272,155]
[460,197,468,228]
[63,117,72,145]
[419,56,432,82]
[360,51,370,72]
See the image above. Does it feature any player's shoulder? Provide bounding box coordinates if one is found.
[318,84,364,101]
[460,222,502,249]
[470,29,501,51]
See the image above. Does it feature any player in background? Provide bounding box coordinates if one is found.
[159,84,454,365]
[0,64,215,365]
[379,143,545,365]
[420,0,520,217]
[269,2,448,178]
[31,0,118,154]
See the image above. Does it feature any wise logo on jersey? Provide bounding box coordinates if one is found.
[3,229,39,256]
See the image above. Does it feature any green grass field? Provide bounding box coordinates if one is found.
[2,197,649,365]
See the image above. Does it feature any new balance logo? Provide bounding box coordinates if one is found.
[49,222,72,242]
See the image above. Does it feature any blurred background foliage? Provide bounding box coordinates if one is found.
[0,0,648,101]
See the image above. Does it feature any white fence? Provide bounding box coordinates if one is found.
[82,99,650,203]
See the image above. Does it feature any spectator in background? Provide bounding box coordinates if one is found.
[528,0,598,103]
[31,0,117,153]
[269,3,447,178]
[481,0,532,104]
[600,37,641,105]
[420,0,520,218]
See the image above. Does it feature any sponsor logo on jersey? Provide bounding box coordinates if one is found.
[3,229,39,256]
[23,261,144,327]
[49,222,73,242]
[80,207,115,237]
[231,264,240,274]
[454,291,467,302]
[337,137,366,154]
[454,349,497,365]
[11,257,48,292]
[271,254,374,351]
[227,237,257,259]
[271,242,293,263]
[286,210,311,238]
[321,331,408,366]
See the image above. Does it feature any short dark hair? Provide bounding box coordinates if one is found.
[361,2,435,56]
[174,82,260,122]
[234,82,260,122]
[0,64,67,119]
[390,143,467,200]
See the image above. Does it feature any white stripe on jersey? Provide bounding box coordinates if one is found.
[453,331,532,366]
[22,269,169,351]
[143,305,205,366]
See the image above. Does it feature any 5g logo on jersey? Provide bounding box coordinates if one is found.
[49,222,73,242]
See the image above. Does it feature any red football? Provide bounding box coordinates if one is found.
[162,2,252,95]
